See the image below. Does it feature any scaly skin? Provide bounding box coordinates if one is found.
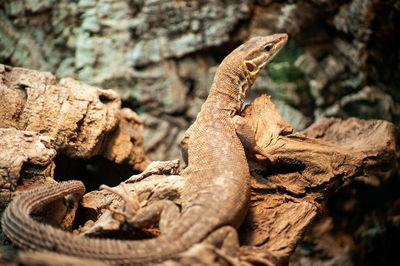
[1,33,288,265]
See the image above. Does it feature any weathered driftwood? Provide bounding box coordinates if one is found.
[0,64,151,260]
[0,64,150,210]
[0,128,56,208]
[238,95,397,264]
[0,64,149,171]
[76,95,397,265]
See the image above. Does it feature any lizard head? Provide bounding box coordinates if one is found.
[235,33,288,103]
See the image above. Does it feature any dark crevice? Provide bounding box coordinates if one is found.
[99,94,114,105]
[264,157,306,177]
[18,162,50,184]
[17,84,28,98]
[12,84,28,122]
[251,185,307,199]
[72,107,88,142]
[121,96,145,114]
[327,173,400,265]
[54,155,139,192]
[3,64,12,71]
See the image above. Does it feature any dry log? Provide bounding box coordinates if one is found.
[239,95,397,264]
[0,64,150,253]
[0,128,56,207]
[0,128,84,236]
[80,161,183,236]
[0,64,149,171]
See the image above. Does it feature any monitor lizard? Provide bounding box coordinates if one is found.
[1,33,288,265]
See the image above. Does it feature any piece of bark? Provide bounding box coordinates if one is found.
[288,215,355,265]
[239,95,398,263]
[0,128,56,207]
[0,64,149,171]
[301,117,398,185]
[102,108,149,170]
[0,64,150,251]
[0,127,80,233]
[80,170,183,236]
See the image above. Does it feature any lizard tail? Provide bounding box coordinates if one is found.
[1,180,179,265]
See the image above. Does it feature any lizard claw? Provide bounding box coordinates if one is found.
[125,159,181,183]
[253,146,273,165]
[100,183,147,223]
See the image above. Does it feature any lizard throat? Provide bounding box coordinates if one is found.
[238,61,261,103]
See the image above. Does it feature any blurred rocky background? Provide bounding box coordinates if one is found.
[1,0,399,265]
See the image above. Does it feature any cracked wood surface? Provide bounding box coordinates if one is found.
[239,95,397,263]
[0,64,149,171]
[0,128,56,208]
[0,63,150,210]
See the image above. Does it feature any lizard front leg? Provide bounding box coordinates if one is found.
[203,226,240,258]
[233,115,271,163]
[101,184,180,234]
[180,124,195,166]
[128,200,180,234]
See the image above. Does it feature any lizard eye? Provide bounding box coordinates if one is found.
[264,45,272,52]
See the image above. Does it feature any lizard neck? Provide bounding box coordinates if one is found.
[204,64,247,115]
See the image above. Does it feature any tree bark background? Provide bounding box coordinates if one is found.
[0,0,399,159]
[1,0,399,265]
